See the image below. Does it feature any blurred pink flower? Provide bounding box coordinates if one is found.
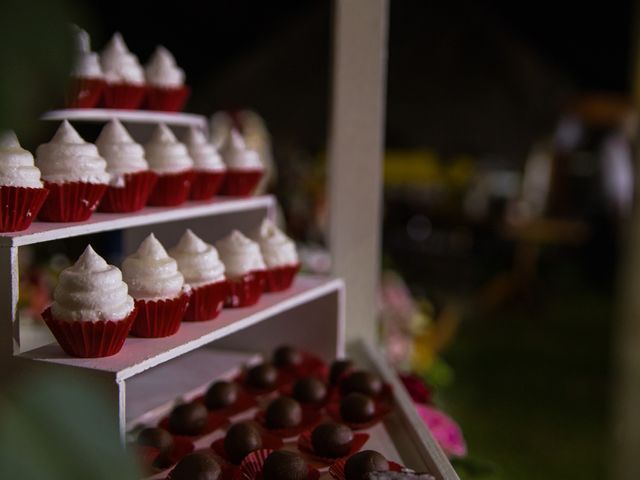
[415,403,467,458]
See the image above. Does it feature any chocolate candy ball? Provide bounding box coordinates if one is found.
[273,345,303,368]
[311,422,354,458]
[344,451,389,480]
[292,377,327,404]
[265,397,303,429]
[204,381,239,410]
[168,402,208,436]
[224,422,263,464]
[329,359,353,385]
[246,363,278,390]
[340,393,376,423]
[262,450,308,480]
[137,427,174,456]
[340,371,383,397]
[170,452,221,480]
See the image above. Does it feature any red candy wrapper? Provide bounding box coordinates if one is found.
[329,459,403,480]
[210,433,283,465]
[101,83,147,109]
[66,77,106,108]
[189,170,226,201]
[219,169,263,197]
[194,388,257,417]
[184,279,228,322]
[297,430,370,464]
[326,401,392,431]
[147,170,195,206]
[144,85,191,112]
[158,411,227,439]
[264,263,300,292]
[225,271,264,308]
[0,185,48,232]
[38,181,107,222]
[254,408,322,440]
[98,171,157,213]
[130,291,190,338]
[238,449,320,480]
[42,306,136,358]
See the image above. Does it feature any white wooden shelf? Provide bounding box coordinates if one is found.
[0,196,275,247]
[18,275,343,381]
[41,109,207,129]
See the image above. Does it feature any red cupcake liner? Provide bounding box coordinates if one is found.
[225,271,264,308]
[211,432,283,466]
[219,169,263,197]
[130,292,190,338]
[278,352,329,380]
[238,449,320,480]
[66,77,106,108]
[144,85,191,112]
[329,458,403,480]
[298,430,369,464]
[184,279,228,322]
[189,170,226,200]
[101,83,147,109]
[264,263,300,292]
[146,170,195,206]
[233,369,293,396]
[254,408,322,440]
[38,181,107,222]
[0,186,48,232]
[42,306,136,358]
[325,401,392,431]
[98,170,157,213]
[194,388,257,416]
[158,411,227,439]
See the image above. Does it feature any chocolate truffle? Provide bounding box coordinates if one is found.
[204,381,239,410]
[329,359,353,385]
[265,396,303,429]
[168,402,208,436]
[273,345,303,368]
[224,422,263,464]
[311,422,354,457]
[262,450,308,480]
[340,393,376,423]
[344,451,389,480]
[340,371,383,397]
[292,377,327,404]
[169,452,221,480]
[246,363,278,390]
[365,472,435,480]
[137,427,174,456]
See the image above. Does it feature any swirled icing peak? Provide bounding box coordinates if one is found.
[144,123,193,174]
[100,32,145,85]
[185,127,225,172]
[251,218,298,268]
[215,230,266,279]
[169,229,225,286]
[96,119,148,177]
[0,131,43,188]
[145,46,185,87]
[222,130,262,170]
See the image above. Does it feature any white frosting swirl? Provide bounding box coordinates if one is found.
[222,130,263,170]
[215,230,266,279]
[100,33,145,85]
[169,229,225,287]
[96,120,148,180]
[251,219,298,268]
[122,233,185,300]
[35,121,110,184]
[145,46,185,88]
[185,128,225,172]
[144,124,193,174]
[51,245,134,322]
[72,51,103,79]
[0,131,43,188]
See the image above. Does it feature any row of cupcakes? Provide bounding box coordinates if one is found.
[43,222,300,358]
[0,121,263,232]
[68,29,189,111]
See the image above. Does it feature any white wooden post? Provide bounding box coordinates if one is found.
[328,0,389,345]
[0,246,19,361]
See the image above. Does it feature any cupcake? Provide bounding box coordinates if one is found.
[66,28,105,108]
[122,234,190,337]
[96,119,157,212]
[219,130,263,197]
[169,229,227,322]
[143,46,190,112]
[215,230,266,307]
[144,124,194,206]
[42,245,136,358]
[251,218,300,291]
[100,33,146,109]
[185,127,226,200]
[0,131,48,232]
[35,120,109,222]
